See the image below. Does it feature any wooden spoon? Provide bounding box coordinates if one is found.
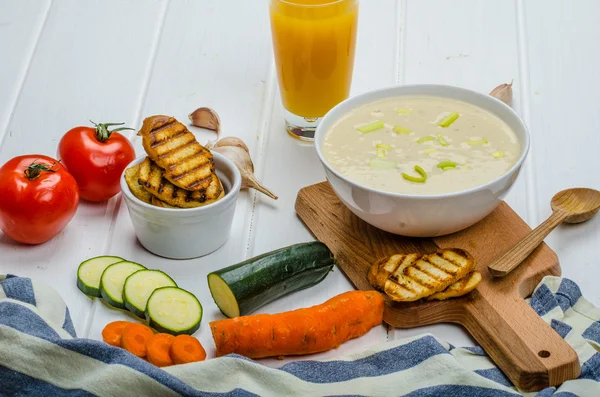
[488,188,600,277]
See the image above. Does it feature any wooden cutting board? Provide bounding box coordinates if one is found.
[295,181,580,392]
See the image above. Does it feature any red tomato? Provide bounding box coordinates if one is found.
[0,155,79,244]
[58,121,136,202]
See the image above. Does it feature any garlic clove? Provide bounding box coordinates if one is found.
[212,145,278,200]
[242,172,278,200]
[189,107,221,135]
[213,136,250,153]
[489,81,513,106]
[187,106,277,200]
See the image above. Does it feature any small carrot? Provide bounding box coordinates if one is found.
[147,333,175,367]
[121,323,155,358]
[101,321,132,347]
[209,290,384,359]
[170,335,207,364]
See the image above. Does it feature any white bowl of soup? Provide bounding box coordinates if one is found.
[314,84,529,237]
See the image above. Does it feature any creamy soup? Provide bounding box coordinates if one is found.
[322,96,520,195]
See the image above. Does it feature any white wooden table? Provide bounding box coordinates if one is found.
[2,0,599,366]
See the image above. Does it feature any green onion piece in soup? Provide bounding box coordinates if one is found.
[357,121,384,134]
[393,125,411,134]
[396,108,412,114]
[437,135,450,146]
[376,143,392,150]
[376,148,387,158]
[492,151,504,158]
[438,112,459,128]
[417,136,436,144]
[467,138,489,146]
[437,161,457,169]
[402,165,427,183]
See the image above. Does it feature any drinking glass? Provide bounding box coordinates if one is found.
[269,0,359,141]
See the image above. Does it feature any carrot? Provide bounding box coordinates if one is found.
[121,323,155,358]
[146,333,175,367]
[210,290,384,359]
[101,321,132,347]
[170,335,207,364]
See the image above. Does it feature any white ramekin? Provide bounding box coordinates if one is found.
[120,152,241,259]
[314,84,530,237]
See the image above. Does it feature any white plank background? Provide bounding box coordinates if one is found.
[1,0,599,367]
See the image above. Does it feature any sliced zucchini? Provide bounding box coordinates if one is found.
[77,256,124,297]
[123,270,177,318]
[100,261,146,309]
[145,287,202,336]
[207,241,335,318]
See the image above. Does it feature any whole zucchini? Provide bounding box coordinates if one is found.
[207,242,335,318]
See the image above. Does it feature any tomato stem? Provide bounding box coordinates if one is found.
[24,161,58,180]
[90,120,135,143]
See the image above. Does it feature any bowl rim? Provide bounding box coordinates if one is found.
[314,83,531,200]
[120,151,242,213]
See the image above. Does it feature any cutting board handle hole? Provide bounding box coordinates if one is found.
[538,350,551,358]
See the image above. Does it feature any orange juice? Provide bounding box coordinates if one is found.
[270,0,358,118]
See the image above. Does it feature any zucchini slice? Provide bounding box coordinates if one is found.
[123,270,177,318]
[77,256,124,297]
[207,241,335,318]
[100,261,146,309]
[145,287,202,336]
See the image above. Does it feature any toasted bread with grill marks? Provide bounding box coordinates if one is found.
[368,255,480,302]
[124,164,153,204]
[151,196,176,208]
[138,115,215,191]
[368,254,420,292]
[138,157,224,208]
[426,271,482,301]
[369,249,476,302]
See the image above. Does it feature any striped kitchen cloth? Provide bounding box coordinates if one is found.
[1,274,599,397]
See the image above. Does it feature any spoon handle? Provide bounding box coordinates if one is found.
[488,210,568,277]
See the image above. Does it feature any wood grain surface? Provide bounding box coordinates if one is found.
[488,188,600,277]
[487,210,568,277]
[295,181,581,392]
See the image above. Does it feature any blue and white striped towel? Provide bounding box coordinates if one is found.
[1,274,600,397]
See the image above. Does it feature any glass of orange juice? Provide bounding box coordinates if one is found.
[269,0,359,141]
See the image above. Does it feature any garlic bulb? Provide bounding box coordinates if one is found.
[489,81,513,106]
[212,144,278,200]
[189,107,277,200]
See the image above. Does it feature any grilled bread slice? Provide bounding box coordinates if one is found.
[138,115,215,191]
[138,157,224,208]
[151,196,176,208]
[369,256,481,302]
[426,271,482,301]
[124,164,153,204]
[368,254,420,292]
[369,249,476,302]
